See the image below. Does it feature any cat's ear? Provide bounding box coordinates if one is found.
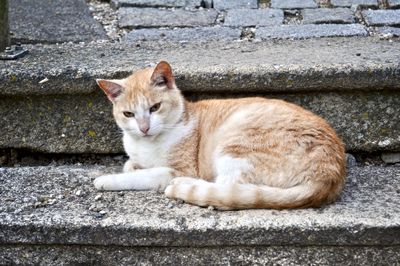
[150,61,176,90]
[96,79,125,102]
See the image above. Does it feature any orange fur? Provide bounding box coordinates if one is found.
[96,61,346,210]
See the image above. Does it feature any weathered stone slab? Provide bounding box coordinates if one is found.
[388,0,400,7]
[377,26,400,37]
[1,242,400,265]
[302,8,355,24]
[331,0,378,7]
[271,0,317,9]
[257,24,367,39]
[0,165,399,248]
[1,38,400,153]
[123,27,241,42]
[118,8,218,28]
[112,0,186,8]
[185,0,204,8]
[2,38,399,95]
[224,9,284,27]
[213,0,258,10]
[362,10,400,26]
[0,91,398,153]
[112,0,202,8]
[9,0,107,44]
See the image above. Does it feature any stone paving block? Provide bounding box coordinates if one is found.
[213,0,258,10]
[331,0,378,7]
[9,0,107,44]
[111,0,186,8]
[302,8,355,24]
[362,10,400,26]
[271,0,317,9]
[388,0,400,7]
[224,9,284,27]
[118,8,218,28]
[257,24,368,39]
[112,0,202,8]
[123,27,241,42]
[377,26,400,37]
[185,0,204,8]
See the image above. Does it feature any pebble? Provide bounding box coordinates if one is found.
[346,153,358,168]
[75,190,82,196]
[94,194,103,201]
[99,210,107,215]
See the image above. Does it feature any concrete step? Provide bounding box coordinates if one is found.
[0,164,399,264]
[1,37,399,154]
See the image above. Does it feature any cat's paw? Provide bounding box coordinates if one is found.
[94,175,117,190]
[123,160,142,173]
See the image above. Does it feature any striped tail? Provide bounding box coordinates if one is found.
[164,177,341,210]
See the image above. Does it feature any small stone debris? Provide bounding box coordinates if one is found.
[346,153,358,168]
[207,205,216,210]
[94,194,103,201]
[99,210,107,215]
[38,78,49,84]
[75,190,83,196]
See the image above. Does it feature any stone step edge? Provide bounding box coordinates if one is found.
[1,37,400,96]
[0,165,399,247]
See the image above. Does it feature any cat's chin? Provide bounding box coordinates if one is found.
[125,130,161,139]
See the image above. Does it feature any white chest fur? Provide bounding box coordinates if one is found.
[123,120,195,168]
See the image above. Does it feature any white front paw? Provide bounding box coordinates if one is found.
[94,175,116,190]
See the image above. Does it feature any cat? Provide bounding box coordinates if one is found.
[94,61,346,210]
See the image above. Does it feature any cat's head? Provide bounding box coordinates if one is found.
[96,61,184,138]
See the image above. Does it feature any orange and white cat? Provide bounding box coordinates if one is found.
[94,61,346,210]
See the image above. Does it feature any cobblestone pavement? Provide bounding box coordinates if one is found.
[107,0,400,42]
[8,0,400,44]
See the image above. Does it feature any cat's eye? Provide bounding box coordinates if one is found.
[123,111,135,118]
[150,102,161,113]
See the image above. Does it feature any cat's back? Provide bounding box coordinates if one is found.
[193,97,328,132]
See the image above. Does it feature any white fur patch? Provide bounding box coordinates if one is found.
[214,154,253,184]
[124,118,195,169]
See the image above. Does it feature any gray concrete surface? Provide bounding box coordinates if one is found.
[9,0,107,44]
[1,90,399,153]
[2,38,399,96]
[1,38,399,153]
[0,165,399,248]
[1,245,399,265]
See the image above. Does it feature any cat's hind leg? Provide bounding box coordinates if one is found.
[165,153,255,209]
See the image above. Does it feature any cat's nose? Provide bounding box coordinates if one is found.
[139,123,150,134]
[139,124,150,134]
[137,119,150,134]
